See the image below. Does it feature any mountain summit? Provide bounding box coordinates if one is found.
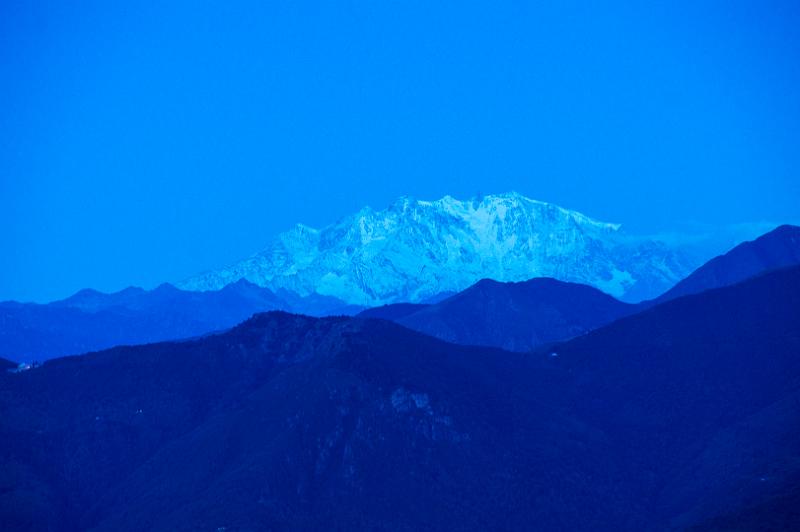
[179,193,695,304]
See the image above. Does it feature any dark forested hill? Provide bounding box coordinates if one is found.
[548,265,800,528]
[2,266,799,530]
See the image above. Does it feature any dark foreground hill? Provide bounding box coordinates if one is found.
[0,280,362,363]
[1,267,799,531]
[370,277,636,351]
[548,265,800,529]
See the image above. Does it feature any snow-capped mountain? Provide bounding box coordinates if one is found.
[179,192,698,304]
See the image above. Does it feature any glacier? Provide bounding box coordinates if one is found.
[178,192,700,304]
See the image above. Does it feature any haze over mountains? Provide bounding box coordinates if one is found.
[4,223,799,363]
[179,192,708,304]
[0,281,362,363]
[2,265,799,531]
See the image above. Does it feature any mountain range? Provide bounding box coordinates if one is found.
[2,265,798,531]
[178,192,707,304]
[2,207,800,530]
[652,223,800,303]
[0,280,362,363]
[357,224,800,351]
[4,224,799,362]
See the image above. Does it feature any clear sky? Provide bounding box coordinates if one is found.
[2,1,799,302]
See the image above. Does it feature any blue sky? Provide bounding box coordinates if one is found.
[2,1,799,302]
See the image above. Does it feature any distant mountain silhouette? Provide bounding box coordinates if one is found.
[372,277,636,351]
[2,266,798,530]
[0,280,361,362]
[652,224,800,304]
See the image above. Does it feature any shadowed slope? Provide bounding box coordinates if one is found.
[396,277,636,351]
[550,265,800,528]
[0,313,625,531]
[1,267,799,530]
[652,224,800,304]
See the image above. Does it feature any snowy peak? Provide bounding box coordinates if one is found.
[432,192,621,232]
[178,193,696,304]
[387,192,620,233]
